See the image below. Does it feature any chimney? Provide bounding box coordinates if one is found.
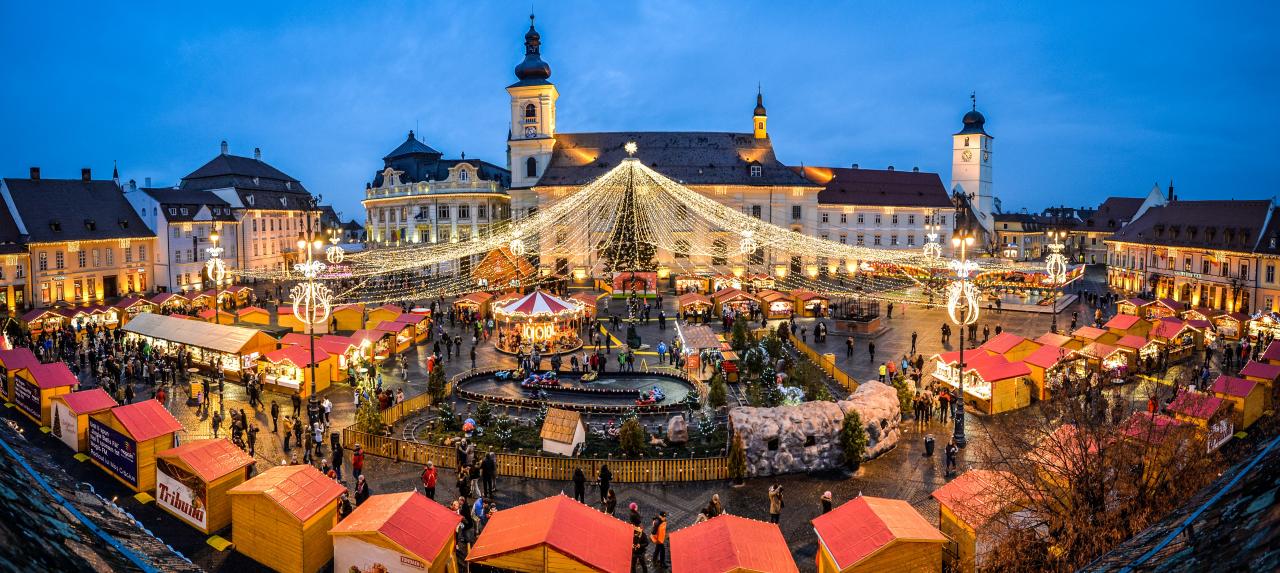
[145,176,152,188]
[81,168,92,181]
[29,167,40,180]
[1168,179,1175,202]
[220,140,229,155]
[851,163,859,169]
[887,165,895,171]
[254,147,261,160]
[912,166,920,172]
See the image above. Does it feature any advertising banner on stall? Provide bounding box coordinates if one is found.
[51,401,79,450]
[155,458,208,530]
[12,376,42,421]
[88,418,137,486]
[1207,418,1233,453]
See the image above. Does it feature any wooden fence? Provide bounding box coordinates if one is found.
[793,338,859,392]
[377,388,440,426]
[342,428,728,483]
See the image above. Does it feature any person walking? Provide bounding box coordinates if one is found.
[573,467,586,503]
[422,461,438,499]
[868,341,876,365]
[767,484,783,524]
[331,441,344,481]
[481,451,497,497]
[945,440,959,477]
[631,524,650,573]
[337,490,354,520]
[354,474,371,506]
[604,489,618,516]
[845,337,854,359]
[598,463,613,504]
[270,401,280,433]
[650,512,669,569]
[351,444,365,482]
[910,331,918,355]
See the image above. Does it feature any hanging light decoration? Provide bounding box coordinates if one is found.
[325,235,345,264]
[1045,243,1068,285]
[291,259,332,326]
[205,245,226,286]
[946,259,981,325]
[923,232,943,260]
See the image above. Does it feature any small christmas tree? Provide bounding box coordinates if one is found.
[618,417,647,457]
[476,398,494,426]
[354,399,387,435]
[708,373,728,409]
[727,434,748,484]
[51,406,62,438]
[839,410,868,470]
[492,414,515,447]
[730,319,751,351]
[427,365,448,403]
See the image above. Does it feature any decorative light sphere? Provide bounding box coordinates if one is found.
[510,238,526,257]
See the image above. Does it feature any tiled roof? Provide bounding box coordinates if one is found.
[540,408,582,444]
[182,153,303,189]
[468,494,633,573]
[1211,375,1258,398]
[669,514,799,573]
[1104,314,1142,330]
[330,492,461,565]
[1167,390,1224,420]
[1240,360,1280,381]
[980,332,1029,355]
[532,132,817,189]
[157,439,254,482]
[27,362,77,389]
[793,166,952,208]
[373,131,510,188]
[2,178,154,243]
[1109,200,1273,252]
[812,496,946,570]
[139,188,236,222]
[229,464,344,521]
[931,469,1019,528]
[108,400,182,441]
[1078,197,1144,232]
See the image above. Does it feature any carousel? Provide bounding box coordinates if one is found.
[492,290,585,356]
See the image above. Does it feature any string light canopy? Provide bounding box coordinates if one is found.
[236,147,1042,305]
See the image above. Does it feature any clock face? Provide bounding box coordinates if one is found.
[524,126,537,138]
[961,149,973,162]
[982,151,991,163]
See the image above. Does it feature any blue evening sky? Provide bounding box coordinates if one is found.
[2,2,1276,220]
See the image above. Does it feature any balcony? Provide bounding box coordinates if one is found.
[364,180,504,200]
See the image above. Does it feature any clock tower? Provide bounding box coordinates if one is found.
[508,14,558,190]
[950,94,994,237]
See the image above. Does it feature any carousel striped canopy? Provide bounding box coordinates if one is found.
[497,290,580,317]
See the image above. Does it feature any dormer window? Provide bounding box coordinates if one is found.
[285,181,292,190]
[252,177,260,186]
[180,208,188,216]
[49,220,61,232]
[84,219,96,231]
[750,165,762,177]
[459,169,469,182]
[118,219,129,229]
[169,208,177,216]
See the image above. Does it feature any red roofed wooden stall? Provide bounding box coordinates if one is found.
[1104,313,1152,338]
[1210,375,1264,429]
[931,469,1019,573]
[669,513,798,573]
[977,332,1039,362]
[1022,344,1086,400]
[331,491,462,573]
[49,388,117,451]
[0,347,39,404]
[468,494,633,572]
[12,361,78,425]
[259,345,333,398]
[236,305,271,325]
[155,438,255,533]
[1240,360,1280,409]
[88,400,183,492]
[811,495,946,573]
[229,464,345,573]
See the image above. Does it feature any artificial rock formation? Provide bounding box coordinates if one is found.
[727,381,900,477]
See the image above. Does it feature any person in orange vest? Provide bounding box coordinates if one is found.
[650,511,668,568]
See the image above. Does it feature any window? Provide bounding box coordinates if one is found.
[477,205,487,219]
[92,249,100,267]
[139,245,146,261]
[124,247,132,263]
[1184,257,1191,271]
[524,103,537,119]
[78,251,86,268]
[791,206,802,220]
[1267,264,1275,283]
[751,205,762,219]
[1240,264,1249,279]
[438,228,450,243]
[907,235,916,246]
[16,263,23,279]
[105,248,113,266]
[438,206,450,220]
[168,208,176,216]
[525,157,538,178]
[856,234,865,246]
[172,227,180,237]
[839,234,847,244]
[749,165,762,177]
[891,214,899,225]
[874,214,882,225]
[821,213,829,223]
[55,251,64,270]
[459,170,469,182]
[1202,260,1211,275]
[820,233,829,241]
[460,205,471,219]
[856,213,863,224]
[841,213,848,224]
[873,235,882,246]
[174,250,182,263]
[939,215,947,225]
[908,214,916,225]
[890,235,899,246]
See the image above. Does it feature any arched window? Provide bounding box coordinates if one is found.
[459,169,469,182]
[525,157,538,178]
[525,103,537,119]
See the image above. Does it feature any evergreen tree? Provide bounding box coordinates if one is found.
[708,373,728,409]
[354,399,387,435]
[839,409,869,470]
[599,170,657,273]
[427,365,448,403]
[619,417,647,456]
[727,434,748,483]
[730,319,752,351]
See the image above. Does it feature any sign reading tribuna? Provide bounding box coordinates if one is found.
[155,458,208,530]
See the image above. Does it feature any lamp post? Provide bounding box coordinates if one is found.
[948,194,980,448]
[205,230,227,414]
[292,199,332,409]
[1045,225,1068,334]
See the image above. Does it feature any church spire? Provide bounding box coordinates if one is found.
[753,84,768,139]
[514,12,552,82]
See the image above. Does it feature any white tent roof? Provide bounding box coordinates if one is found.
[122,313,269,354]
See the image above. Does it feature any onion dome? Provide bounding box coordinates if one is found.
[514,14,551,82]
[754,87,767,117]
[956,94,990,136]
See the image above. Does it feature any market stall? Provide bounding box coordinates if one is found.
[711,288,758,317]
[1071,325,1117,346]
[155,438,255,534]
[1248,311,1280,340]
[12,362,77,426]
[0,347,38,402]
[1081,342,1131,382]
[258,346,333,398]
[350,329,393,364]
[1150,318,1201,362]
[758,290,794,319]
[113,296,158,326]
[812,496,946,573]
[1166,389,1233,452]
[452,292,494,319]
[1034,332,1077,350]
[1104,314,1152,338]
[122,313,278,379]
[197,308,237,324]
[20,308,68,336]
[1183,307,1214,322]
[331,303,366,332]
[236,306,270,325]
[978,332,1040,362]
[1211,311,1248,341]
[366,304,403,327]
[1210,375,1264,430]
[50,388,117,452]
[1239,360,1280,409]
[670,514,799,573]
[229,464,345,573]
[1022,344,1086,400]
[393,313,430,344]
[188,291,215,310]
[568,292,600,318]
[281,333,358,384]
[1115,297,1150,317]
[931,469,1019,573]
[150,292,190,313]
[676,292,713,319]
[88,400,182,493]
[1116,335,1161,372]
[932,352,1033,414]
[675,274,710,294]
[468,494,632,573]
[331,491,461,573]
[793,290,830,318]
[1150,298,1184,319]
[492,290,585,356]
[373,321,414,354]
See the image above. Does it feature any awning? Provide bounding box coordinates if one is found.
[123,312,273,354]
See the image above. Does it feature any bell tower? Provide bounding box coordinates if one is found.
[951,93,994,236]
[507,13,558,190]
[753,85,768,139]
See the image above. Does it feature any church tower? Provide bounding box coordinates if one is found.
[951,94,995,236]
[753,86,768,139]
[507,14,558,190]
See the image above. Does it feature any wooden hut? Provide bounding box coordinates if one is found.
[931,470,1019,573]
[1081,342,1131,377]
[1022,345,1084,401]
[259,346,333,398]
[793,290,830,318]
[122,313,279,380]
[20,307,68,335]
[150,292,190,312]
[1210,375,1264,430]
[1034,332,1078,351]
[675,274,711,294]
[1071,325,1116,346]
[1240,359,1280,409]
[1167,389,1228,431]
[236,306,271,325]
[330,492,462,573]
[374,320,414,354]
[452,292,494,319]
[393,313,430,344]
[467,494,633,572]
[88,400,182,492]
[812,496,946,573]
[977,332,1040,362]
[332,303,366,332]
[540,408,586,456]
[113,296,158,325]
[228,464,345,573]
[0,347,39,402]
[197,308,237,324]
[711,288,758,317]
[1211,311,1248,340]
[50,388,117,452]
[1103,314,1152,338]
[1150,297,1184,319]
[1263,340,1280,366]
[155,439,255,533]
[758,290,794,319]
[676,292,713,317]
[568,292,600,318]
[1182,306,1214,322]
[1150,318,1201,361]
[670,513,798,573]
[366,304,403,328]
[12,362,78,426]
[1115,297,1149,316]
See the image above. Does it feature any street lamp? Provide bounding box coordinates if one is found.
[291,200,332,410]
[1045,227,1068,334]
[204,229,227,414]
[948,195,980,448]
